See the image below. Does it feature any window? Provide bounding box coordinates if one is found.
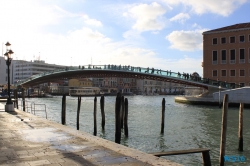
[239,49,245,63]
[248,48,250,63]
[230,49,235,64]
[221,70,226,77]
[221,50,226,64]
[239,35,245,42]
[230,36,235,43]
[230,70,235,76]
[212,51,218,64]
[213,38,217,44]
[240,70,245,77]
[221,37,226,44]
[212,70,217,77]
[239,83,245,87]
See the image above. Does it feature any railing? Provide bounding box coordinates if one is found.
[20,100,32,113]
[149,148,211,166]
[239,59,245,63]
[16,65,242,89]
[31,102,47,119]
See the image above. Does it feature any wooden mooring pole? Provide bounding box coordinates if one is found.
[100,95,105,130]
[161,98,165,134]
[61,94,66,125]
[238,103,243,151]
[76,96,81,130]
[121,96,125,129]
[219,94,228,166]
[115,93,121,143]
[22,88,25,112]
[124,98,128,137]
[94,96,97,136]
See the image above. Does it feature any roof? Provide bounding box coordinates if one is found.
[203,22,250,34]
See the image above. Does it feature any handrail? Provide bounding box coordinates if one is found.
[20,100,32,113]
[31,102,47,119]
[16,64,242,89]
[149,148,211,166]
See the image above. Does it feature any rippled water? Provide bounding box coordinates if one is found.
[20,95,250,165]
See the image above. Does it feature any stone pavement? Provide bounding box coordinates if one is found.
[0,103,181,166]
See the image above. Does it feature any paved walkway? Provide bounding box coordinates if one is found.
[0,103,181,166]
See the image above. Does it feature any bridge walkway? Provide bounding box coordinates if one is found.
[17,65,241,90]
[0,103,181,166]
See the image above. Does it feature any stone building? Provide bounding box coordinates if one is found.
[202,23,250,87]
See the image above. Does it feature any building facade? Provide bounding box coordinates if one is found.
[203,23,250,87]
[12,60,66,84]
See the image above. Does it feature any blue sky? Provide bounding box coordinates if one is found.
[1,0,250,76]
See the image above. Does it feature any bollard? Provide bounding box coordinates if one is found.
[94,96,97,136]
[100,95,105,130]
[238,103,243,151]
[22,88,25,112]
[115,92,121,143]
[76,96,81,130]
[15,90,18,109]
[124,98,128,137]
[161,98,165,134]
[219,94,228,166]
[14,89,17,108]
[121,96,125,129]
[61,94,66,125]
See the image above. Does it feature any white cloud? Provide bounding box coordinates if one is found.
[82,14,103,27]
[126,2,167,32]
[170,13,190,24]
[162,0,247,16]
[166,29,207,51]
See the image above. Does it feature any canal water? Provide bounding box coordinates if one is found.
[22,95,250,166]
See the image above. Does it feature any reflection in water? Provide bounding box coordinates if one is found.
[23,96,250,166]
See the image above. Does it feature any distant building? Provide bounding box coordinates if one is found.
[0,56,9,85]
[202,23,250,87]
[68,78,93,87]
[12,60,66,84]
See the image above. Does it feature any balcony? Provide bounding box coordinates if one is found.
[239,59,245,64]
[221,60,226,64]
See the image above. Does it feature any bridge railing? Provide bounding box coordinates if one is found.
[16,65,242,89]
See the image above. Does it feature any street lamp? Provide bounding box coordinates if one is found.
[4,41,14,112]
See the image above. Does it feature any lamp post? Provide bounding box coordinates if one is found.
[4,41,14,112]
[219,85,221,108]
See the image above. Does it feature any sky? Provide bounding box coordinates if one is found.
[1,0,250,76]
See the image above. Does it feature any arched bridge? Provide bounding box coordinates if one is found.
[17,65,240,89]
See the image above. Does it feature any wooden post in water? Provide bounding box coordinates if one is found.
[238,103,243,151]
[124,98,128,137]
[121,96,125,129]
[22,88,25,112]
[100,95,105,130]
[94,96,97,136]
[76,96,81,130]
[219,94,228,166]
[115,92,121,143]
[161,98,165,134]
[61,94,66,125]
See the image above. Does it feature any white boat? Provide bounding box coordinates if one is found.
[69,87,104,96]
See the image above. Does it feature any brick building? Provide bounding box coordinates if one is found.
[202,23,250,87]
